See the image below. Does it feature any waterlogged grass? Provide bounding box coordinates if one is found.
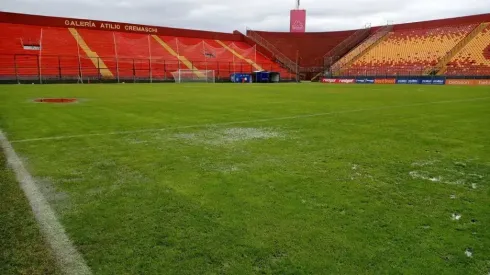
[0,83,489,274]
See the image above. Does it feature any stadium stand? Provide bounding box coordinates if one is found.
[336,13,490,77]
[330,25,393,76]
[345,24,478,76]
[0,23,95,79]
[247,30,358,68]
[445,23,490,76]
[1,11,490,82]
[0,11,294,82]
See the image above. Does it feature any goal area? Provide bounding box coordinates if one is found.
[171,70,215,83]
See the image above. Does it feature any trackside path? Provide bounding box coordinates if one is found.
[0,130,92,275]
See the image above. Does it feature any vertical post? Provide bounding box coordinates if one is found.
[97,57,101,80]
[202,40,208,82]
[232,44,236,74]
[295,50,299,82]
[39,28,43,84]
[191,61,194,81]
[58,56,62,79]
[148,59,152,83]
[113,32,120,83]
[164,59,166,81]
[37,54,41,83]
[133,59,136,83]
[75,29,83,83]
[176,38,181,71]
[148,35,152,83]
[14,55,19,84]
[217,61,220,81]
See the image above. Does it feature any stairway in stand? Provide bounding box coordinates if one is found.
[435,22,490,75]
[151,35,204,77]
[68,28,113,78]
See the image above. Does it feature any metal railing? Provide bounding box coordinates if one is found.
[246,29,299,75]
[330,24,393,75]
[322,26,372,68]
[0,54,297,83]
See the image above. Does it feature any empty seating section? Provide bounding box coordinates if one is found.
[0,23,42,78]
[252,30,356,67]
[114,33,152,78]
[0,23,96,79]
[210,40,250,75]
[77,29,141,78]
[332,29,389,73]
[175,38,251,77]
[41,27,88,78]
[5,16,489,80]
[0,22,290,80]
[446,25,490,76]
[346,24,476,76]
[77,30,277,79]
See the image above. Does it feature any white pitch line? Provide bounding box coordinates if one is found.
[0,130,92,275]
[10,96,490,144]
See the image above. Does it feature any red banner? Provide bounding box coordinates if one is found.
[374,78,396,84]
[321,78,355,84]
[290,10,306,33]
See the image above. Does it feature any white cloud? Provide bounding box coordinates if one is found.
[0,0,488,32]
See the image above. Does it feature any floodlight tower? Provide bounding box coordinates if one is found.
[290,0,306,33]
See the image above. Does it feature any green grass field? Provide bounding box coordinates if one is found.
[0,83,489,274]
[0,144,60,275]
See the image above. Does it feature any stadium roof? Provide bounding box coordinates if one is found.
[0,0,489,32]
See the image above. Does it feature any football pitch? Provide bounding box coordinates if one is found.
[1,83,489,274]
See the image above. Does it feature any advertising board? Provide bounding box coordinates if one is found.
[321,78,355,84]
[375,78,396,84]
[446,79,490,85]
[356,78,375,84]
[397,78,446,85]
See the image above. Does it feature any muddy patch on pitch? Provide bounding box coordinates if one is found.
[33,98,78,104]
[171,127,285,146]
[409,159,487,188]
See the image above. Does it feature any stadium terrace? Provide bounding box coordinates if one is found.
[1,11,490,83]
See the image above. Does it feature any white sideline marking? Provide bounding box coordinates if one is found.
[0,130,92,275]
[10,96,490,144]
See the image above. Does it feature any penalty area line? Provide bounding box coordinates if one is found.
[10,96,490,144]
[0,130,92,275]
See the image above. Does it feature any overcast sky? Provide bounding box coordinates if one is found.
[1,0,489,32]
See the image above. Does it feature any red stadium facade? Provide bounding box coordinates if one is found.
[0,11,295,83]
[1,11,490,83]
